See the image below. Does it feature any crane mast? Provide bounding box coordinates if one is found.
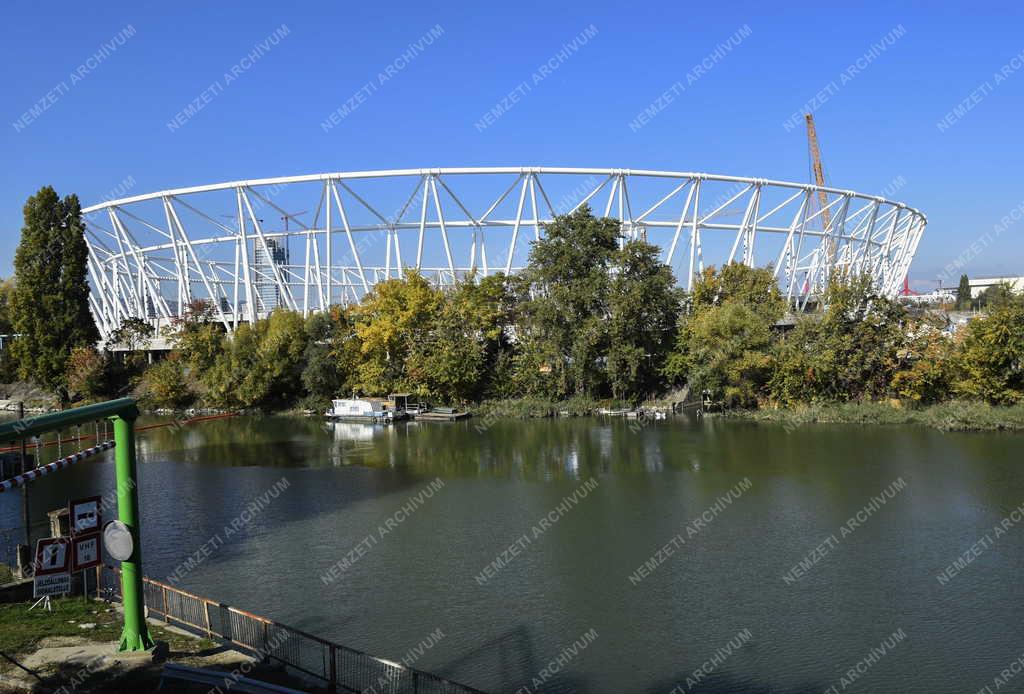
[804,113,831,231]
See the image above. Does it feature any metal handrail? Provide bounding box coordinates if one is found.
[0,398,139,442]
[99,565,485,694]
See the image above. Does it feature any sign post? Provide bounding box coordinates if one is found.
[0,399,154,652]
[32,537,71,609]
[112,410,154,652]
[70,495,103,601]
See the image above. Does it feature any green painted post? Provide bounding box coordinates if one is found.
[112,412,154,652]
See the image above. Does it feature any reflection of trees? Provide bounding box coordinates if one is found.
[136,414,741,480]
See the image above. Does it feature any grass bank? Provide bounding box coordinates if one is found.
[475,395,609,418]
[0,597,320,692]
[722,401,1024,432]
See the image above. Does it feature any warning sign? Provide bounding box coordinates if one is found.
[72,532,102,571]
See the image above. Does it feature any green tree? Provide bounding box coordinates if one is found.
[170,299,224,377]
[301,311,351,402]
[975,282,1016,310]
[10,187,98,399]
[110,317,155,373]
[770,275,906,404]
[665,263,783,406]
[955,274,972,310]
[352,271,442,394]
[606,240,681,401]
[0,278,15,335]
[678,302,774,407]
[514,206,618,398]
[0,278,17,381]
[204,309,308,409]
[690,262,787,320]
[953,295,1024,404]
[140,356,193,408]
[890,318,953,404]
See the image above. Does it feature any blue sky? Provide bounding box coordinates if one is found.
[3,0,1023,290]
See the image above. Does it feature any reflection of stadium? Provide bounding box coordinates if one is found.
[82,168,927,340]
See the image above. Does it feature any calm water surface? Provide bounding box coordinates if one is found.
[2,414,1023,693]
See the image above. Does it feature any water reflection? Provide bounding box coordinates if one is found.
[3,415,1023,693]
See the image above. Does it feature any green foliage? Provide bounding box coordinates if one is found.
[674,302,774,407]
[890,318,953,404]
[0,278,17,381]
[665,263,782,406]
[607,240,681,402]
[515,206,619,398]
[953,297,1024,404]
[974,282,1016,310]
[770,276,905,405]
[203,309,309,409]
[10,187,98,399]
[0,277,15,335]
[301,311,348,401]
[956,274,972,310]
[139,356,193,408]
[170,300,224,374]
[690,262,787,322]
[352,271,442,394]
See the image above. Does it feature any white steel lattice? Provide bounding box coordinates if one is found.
[82,167,927,340]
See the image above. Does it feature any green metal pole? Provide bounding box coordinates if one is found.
[112,413,154,652]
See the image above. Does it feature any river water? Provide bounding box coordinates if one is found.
[2,414,1023,693]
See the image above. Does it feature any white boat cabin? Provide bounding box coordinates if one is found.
[328,398,393,420]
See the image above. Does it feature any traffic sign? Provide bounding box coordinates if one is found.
[32,537,71,600]
[33,537,70,576]
[70,495,102,535]
[72,532,102,571]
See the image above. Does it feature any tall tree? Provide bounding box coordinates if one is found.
[607,240,681,401]
[11,187,98,399]
[955,274,972,310]
[514,206,618,398]
[352,271,442,394]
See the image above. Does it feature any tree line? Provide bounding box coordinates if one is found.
[6,186,1024,412]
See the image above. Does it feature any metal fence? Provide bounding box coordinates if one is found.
[98,565,485,694]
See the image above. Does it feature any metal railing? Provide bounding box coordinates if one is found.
[98,565,485,694]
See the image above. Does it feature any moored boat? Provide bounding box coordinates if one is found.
[326,397,407,423]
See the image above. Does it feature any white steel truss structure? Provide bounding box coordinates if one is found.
[82,167,927,340]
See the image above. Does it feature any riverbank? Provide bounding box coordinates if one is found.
[0,597,315,693]
[721,400,1024,432]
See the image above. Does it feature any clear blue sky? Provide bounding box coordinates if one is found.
[3,0,1023,290]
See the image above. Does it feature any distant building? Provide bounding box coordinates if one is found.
[968,276,1024,298]
[253,238,289,312]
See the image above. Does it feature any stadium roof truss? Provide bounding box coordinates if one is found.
[82,167,926,340]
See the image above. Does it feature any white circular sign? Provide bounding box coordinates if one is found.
[103,520,134,562]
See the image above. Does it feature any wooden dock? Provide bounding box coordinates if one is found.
[413,409,471,421]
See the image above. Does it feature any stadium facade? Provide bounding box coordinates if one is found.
[81,167,927,340]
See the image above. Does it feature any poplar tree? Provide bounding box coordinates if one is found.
[956,274,972,310]
[11,186,98,399]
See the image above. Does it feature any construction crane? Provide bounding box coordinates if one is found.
[804,113,831,232]
[805,113,838,275]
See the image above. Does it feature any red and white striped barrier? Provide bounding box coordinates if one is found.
[0,440,116,493]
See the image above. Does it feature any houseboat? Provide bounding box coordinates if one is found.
[326,397,407,423]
